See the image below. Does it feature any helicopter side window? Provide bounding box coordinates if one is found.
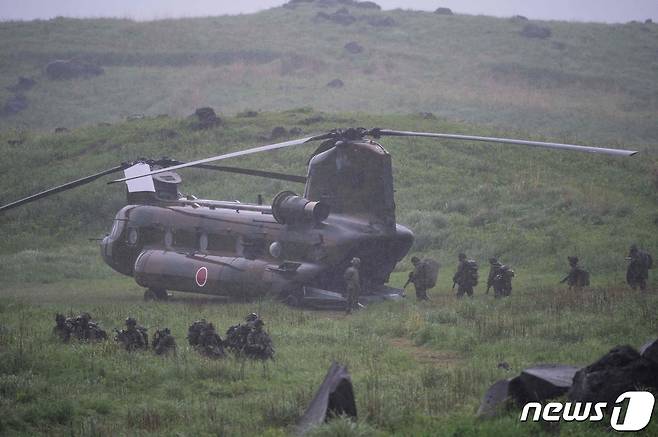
[241,237,265,260]
[173,230,197,249]
[140,226,164,246]
[207,234,236,253]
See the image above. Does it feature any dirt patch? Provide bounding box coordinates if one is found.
[389,337,463,366]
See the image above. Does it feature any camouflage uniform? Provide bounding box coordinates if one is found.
[115,317,148,351]
[225,313,258,354]
[52,313,72,342]
[152,328,176,355]
[409,256,430,301]
[560,256,590,289]
[453,253,477,298]
[244,319,275,360]
[343,257,361,314]
[487,258,514,298]
[626,245,653,291]
[71,313,107,341]
[197,323,225,358]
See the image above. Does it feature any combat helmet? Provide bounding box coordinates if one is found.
[246,313,259,322]
[411,256,420,265]
[351,257,361,266]
[125,317,137,327]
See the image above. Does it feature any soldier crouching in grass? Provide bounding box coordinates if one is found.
[115,317,148,351]
[560,256,590,290]
[626,244,653,291]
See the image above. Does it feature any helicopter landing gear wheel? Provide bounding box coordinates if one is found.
[284,294,300,307]
[144,288,168,301]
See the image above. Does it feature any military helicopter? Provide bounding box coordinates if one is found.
[0,127,637,308]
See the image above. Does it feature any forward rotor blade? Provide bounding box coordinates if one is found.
[375,129,638,157]
[192,164,306,183]
[110,135,324,184]
[0,164,129,213]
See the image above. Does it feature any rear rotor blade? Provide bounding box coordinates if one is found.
[0,164,129,213]
[374,129,638,157]
[110,135,325,184]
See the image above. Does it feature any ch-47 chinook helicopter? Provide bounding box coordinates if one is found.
[0,127,637,309]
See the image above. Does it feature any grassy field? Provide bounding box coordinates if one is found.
[0,3,657,145]
[0,111,656,435]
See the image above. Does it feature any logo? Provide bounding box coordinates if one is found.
[195,267,208,287]
[520,391,654,431]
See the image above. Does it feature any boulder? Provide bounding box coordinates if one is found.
[237,109,259,118]
[520,24,552,39]
[344,41,364,54]
[6,76,36,93]
[639,338,658,365]
[327,78,344,88]
[477,379,513,418]
[297,362,357,434]
[191,107,221,130]
[45,59,104,80]
[434,7,453,15]
[509,364,579,404]
[418,112,436,120]
[270,126,288,139]
[54,127,69,133]
[569,345,658,405]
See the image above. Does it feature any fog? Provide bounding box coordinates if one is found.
[0,0,656,23]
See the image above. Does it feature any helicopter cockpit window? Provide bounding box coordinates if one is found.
[109,219,124,239]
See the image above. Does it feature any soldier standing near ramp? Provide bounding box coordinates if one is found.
[626,244,653,291]
[453,253,478,298]
[560,256,590,290]
[405,256,439,301]
[344,257,361,314]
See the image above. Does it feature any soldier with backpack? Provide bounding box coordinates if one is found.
[453,253,478,298]
[405,256,439,301]
[560,256,590,289]
[626,244,653,291]
[486,258,515,298]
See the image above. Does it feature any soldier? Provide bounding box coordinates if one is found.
[453,253,478,298]
[197,322,225,358]
[71,312,107,341]
[52,313,72,342]
[486,258,515,298]
[187,319,208,347]
[626,244,653,291]
[343,257,361,314]
[115,317,148,351]
[152,328,176,355]
[560,256,590,290]
[405,256,430,301]
[244,319,275,360]
[225,313,259,355]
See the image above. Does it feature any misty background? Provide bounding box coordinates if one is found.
[0,0,657,23]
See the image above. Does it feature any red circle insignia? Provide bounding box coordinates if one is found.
[195,267,208,287]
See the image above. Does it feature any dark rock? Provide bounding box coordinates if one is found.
[497,361,511,371]
[2,94,28,115]
[297,362,357,434]
[511,15,528,21]
[289,127,304,136]
[54,127,69,133]
[477,379,512,418]
[639,338,658,366]
[45,58,104,80]
[569,345,658,406]
[271,126,288,139]
[126,113,145,121]
[434,7,453,15]
[327,78,344,88]
[509,364,579,404]
[344,41,364,54]
[316,8,357,26]
[6,77,37,93]
[363,15,396,27]
[520,24,552,39]
[192,107,221,130]
[418,112,436,120]
[7,138,24,146]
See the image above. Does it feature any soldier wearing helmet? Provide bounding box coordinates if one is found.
[115,317,148,351]
[453,253,478,298]
[343,257,361,314]
[153,327,176,355]
[406,256,433,301]
[560,256,590,289]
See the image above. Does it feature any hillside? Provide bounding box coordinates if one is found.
[1,1,657,145]
[1,111,656,285]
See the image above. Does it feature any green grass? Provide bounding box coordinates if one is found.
[0,6,657,146]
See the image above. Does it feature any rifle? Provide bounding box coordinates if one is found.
[403,272,414,289]
[486,285,491,294]
[452,282,456,292]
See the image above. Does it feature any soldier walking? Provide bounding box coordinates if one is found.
[560,256,590,290]
[626,244,653,291]
[344,257,361,314]
[453,253,478,298]
[405,256,438,301]
[486,258,515,298]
